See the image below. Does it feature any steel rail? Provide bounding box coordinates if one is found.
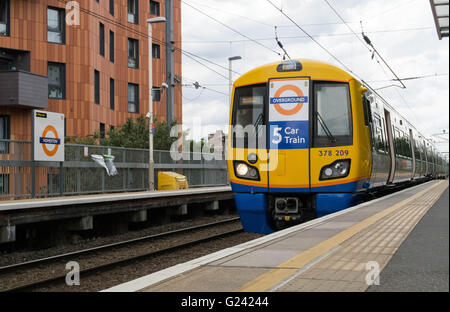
[0,218,243,292]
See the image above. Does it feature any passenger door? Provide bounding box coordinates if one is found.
[267,77,310,192]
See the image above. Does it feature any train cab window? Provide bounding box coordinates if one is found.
[313,82,352,147]
[232,84,266,148]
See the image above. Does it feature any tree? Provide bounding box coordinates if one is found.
[66,117,180,151]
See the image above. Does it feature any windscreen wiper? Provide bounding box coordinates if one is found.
[316,112,336,143]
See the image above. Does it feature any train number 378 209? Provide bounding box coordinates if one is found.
[319,150,349,157]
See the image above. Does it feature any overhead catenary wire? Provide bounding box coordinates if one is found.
[182,0,282,58]
[368,73,449,83]
[265,0,357,75]
[323,0,372,54]
[180,27,434,43]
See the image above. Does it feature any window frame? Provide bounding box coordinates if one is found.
[109,0,114,16]
[128,38,139,69]
[150,0,160,16]
[0,0,10,37]
[128,83,139,113]
[110,78,115,110]
[47,62,66,99]
[0,115,10,154]
[99,22,105,57]
[152,43,160,59]
[94,70,100,105]
[127,0,139,24]
[0,173,10,194]
[47,6,65,44]
[109,30,114,63]
[152,87,161,102]
[312,81,353,148]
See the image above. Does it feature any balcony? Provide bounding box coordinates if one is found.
[0,70,48,109]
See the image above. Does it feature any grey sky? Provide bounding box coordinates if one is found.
[180,0,449,154]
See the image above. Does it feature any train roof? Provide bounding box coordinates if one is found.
[234,59,354,87]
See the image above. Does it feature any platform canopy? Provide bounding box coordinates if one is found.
[430,0,449,39]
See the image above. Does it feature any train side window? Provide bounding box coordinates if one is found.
[403,132,411,158]
[414,140,420,160]
[394,128,404,157]
[362,95,372,126]
[373,115,385,153]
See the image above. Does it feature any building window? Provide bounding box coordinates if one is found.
[0,115,10,154]
[0,174,9,194]
[47,7,65,44]
[109,30,114,63]
[152,87,161,102]
[0,0,9,36]
[94,70,100,104]
[150,0,160,16]
[128,83,139,113]
[127,0,138,24]
[128,38,139,68]
[48,62,66,99]
[99,22,105,56]
[109,0,114,16]
[110,78,115,110]
[152,44,160,59]
[100,123,105,139]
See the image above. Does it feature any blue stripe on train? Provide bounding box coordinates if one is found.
[231,179,365,193]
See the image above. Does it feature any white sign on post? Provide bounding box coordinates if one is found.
[33,110,65,162]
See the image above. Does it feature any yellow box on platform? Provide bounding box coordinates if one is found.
[157,172,189,190]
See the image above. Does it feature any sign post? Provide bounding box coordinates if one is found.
[32,110,65,197]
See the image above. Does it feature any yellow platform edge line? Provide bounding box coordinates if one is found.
[237,180,448,292]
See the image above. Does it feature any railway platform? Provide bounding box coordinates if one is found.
[0,187,232,243]
[104,179,449,292]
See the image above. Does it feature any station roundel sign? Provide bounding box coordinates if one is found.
[41,125,60,157]
[273,84,305,116]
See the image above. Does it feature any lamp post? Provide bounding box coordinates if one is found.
[228,56,241,103]
[148,17,166,191]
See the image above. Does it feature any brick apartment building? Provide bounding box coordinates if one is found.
[0,0,182,142]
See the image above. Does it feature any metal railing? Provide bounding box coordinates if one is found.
[0,140,228,200]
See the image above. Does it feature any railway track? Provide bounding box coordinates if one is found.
[0,217,243,292]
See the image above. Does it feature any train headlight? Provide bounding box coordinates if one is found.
[236,163,249,176]
[320,159,351,180]
[234,161,261,181]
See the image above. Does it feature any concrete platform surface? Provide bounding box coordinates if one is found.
[0,186,231,211]
[103,180,448,292]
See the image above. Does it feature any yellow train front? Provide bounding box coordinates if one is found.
[227,59,372,234]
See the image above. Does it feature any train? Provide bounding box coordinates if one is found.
[227,59,448,234]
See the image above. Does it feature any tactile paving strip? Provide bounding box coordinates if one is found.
[272,181,448,292]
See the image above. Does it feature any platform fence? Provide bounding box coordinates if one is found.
[0,140,228,200]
